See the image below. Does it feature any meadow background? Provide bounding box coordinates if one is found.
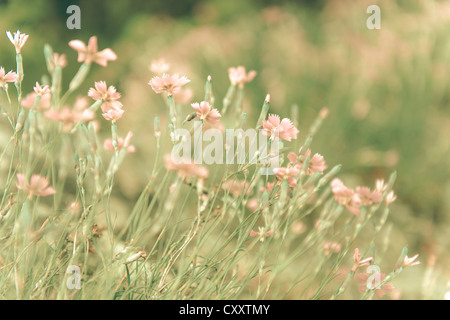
[0,0,449,299]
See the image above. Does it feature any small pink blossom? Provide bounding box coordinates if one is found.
[385,191,397,206]
[0,67,17,87]
[22,92,51,110]
[262,114,299,142]
[352,248,373,271]
[33,82,51,96]
[16,173,56,200]
[164,155,209,179]
[330,178,361,215]
[149,73,190,96]
[246,198,259,212]
[173,88,194,104]
[6,30,29,54]
[323,241,342,255]
[104,131,136,154]
[191,101,222,125]
[402,254,420,268]
[356,186,382,206]
[102,108,124,122]
[250,227,274,242]
[49,53,67,71]
[45,96,95,132]
[222,179,253,197]
[149,58,170,74]
[291,221,307,235]
[228,66,257,89]
[288,148,327,176]
[273,166,299,187]
[88,81,123,112]
[375,179,386,193]
[68,36,117,66]
[260,181,279,194]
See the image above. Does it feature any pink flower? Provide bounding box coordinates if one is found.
[246,198,259,212]
[33,82,51,96]
[149,73,190,96]
[22,92,51,111]
[352,248,373,271]
[45,96,95,132]
[356,186,382,206]
[6,30,29,54]
[104,131,135,154]
[49,53,67,71]
[88,81,123,112]
[260,181,279,194]
[149,58,170,74]
[288,148,327,176]
[164,155,209,179]
[68,36,117,66]
[102,108,124,122]
[330,178,361,215]
[262,114,299,141]
[402,254,420,268]
[191,101,222,125]
[385,191,397,206]
[323,241,342,255]
[0,67,17,87]
[273,166,299,187]
[228,66,257,89]
[16,173,56,200]
[173,88,194,104]
[222,179,253,197]
[250,227,274,242]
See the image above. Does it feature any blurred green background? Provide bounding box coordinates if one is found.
[1,0,449,297]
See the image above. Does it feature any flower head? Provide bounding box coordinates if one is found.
[149,73,190,96]
[45,96,95,132]
[402,254,420,268]
[0,67,17,87]
[385,190,397,206]
[48,53,67,72]
[173,88,194,104]
[149,58,170,74]
[288,148,327,175]
[273,166,299,187]
[331,178,361,215]
[262,114,299,142]
[6,30,29,54]
[191,101,221,125]
[102,108,124,122]
[250,227,274,242]
[323,241,342,255]
[22,92,51,111]
[164,155,208,179]
[222,179,253,197]
[228,66,257,89]
[16,173,56,200]
[69,36,117,66]
[352,248,373,271]
[104,131,136,154]
[88,81,123,112]
[33,82,51,96]
[356,186,382,206]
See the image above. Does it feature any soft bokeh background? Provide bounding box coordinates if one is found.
[1,0,449,298]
